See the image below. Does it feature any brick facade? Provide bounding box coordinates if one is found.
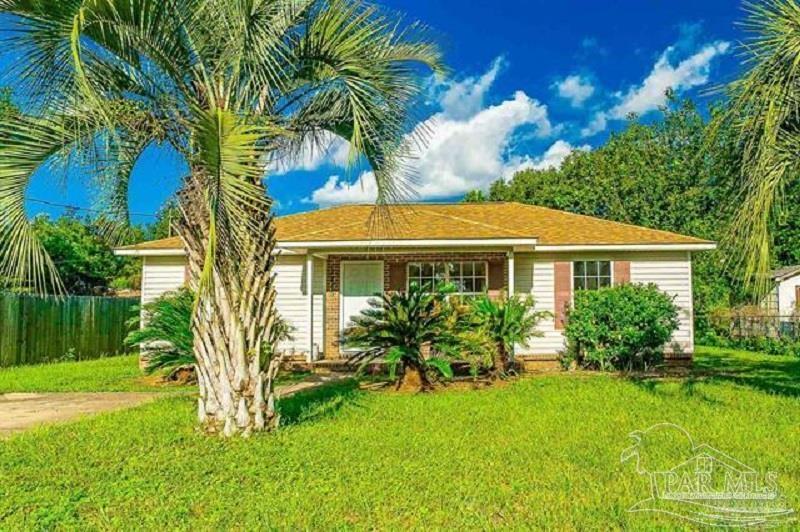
[324,252,509,359]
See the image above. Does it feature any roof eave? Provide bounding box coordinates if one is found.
[279,237,539,250]
[535,242,716,252]
[114,248,186,257]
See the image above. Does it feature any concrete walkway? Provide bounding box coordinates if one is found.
[0,392,164,437]
[0,375,348,437]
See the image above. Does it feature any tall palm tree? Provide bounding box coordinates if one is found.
[720,0,800,291]
[0,0,442,435]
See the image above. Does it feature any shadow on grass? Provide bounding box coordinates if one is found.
[278,378,364,426]
[628,349,800,399]
[690,350,800,398]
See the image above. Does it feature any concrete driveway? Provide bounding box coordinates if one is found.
[0,375,347,437]
[0,392,164,437]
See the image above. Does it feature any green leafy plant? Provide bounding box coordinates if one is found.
[344,282,456,391]
[127,288,295,380]
[126,288,195,377]
[715,0,800,292]
[0,0,441,436]
[470,294,548,378]
[563,284,680,371]
[440,296,496,379]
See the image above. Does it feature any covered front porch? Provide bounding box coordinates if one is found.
[292,245,532,362]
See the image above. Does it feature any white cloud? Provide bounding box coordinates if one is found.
[436,56,506,120]
[581,112,608,138]
[553,74,595,107]
[310,171,378,206]
[504,140,590,178]
[609,41,730,119]
[309,59,558,206]
[269,133,350,175]
[581,39,730,137]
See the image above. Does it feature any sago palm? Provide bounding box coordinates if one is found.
[0,0,442,435]
[344,283,455,392]
[718,0,800,291]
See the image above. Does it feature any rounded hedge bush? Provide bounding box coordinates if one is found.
[563,283,680,371]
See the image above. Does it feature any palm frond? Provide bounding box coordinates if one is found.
[720,0,800,293]
[0,111,114,293]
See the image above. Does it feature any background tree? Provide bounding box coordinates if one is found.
[0,88,15,118]
[32,215,141,295]
[466,96,800,335]
[0,0,442,436]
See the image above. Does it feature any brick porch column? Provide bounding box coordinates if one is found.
[325,256,342,359]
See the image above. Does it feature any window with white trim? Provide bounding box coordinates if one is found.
[407,261,488,294]
[573,260,612,291]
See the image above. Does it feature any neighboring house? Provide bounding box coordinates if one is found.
[115,202,715,368]
[763,265,800,317]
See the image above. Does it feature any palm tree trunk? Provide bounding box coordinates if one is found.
[177,177,280,436]
[491,344,509,379]
[397,359,432,392]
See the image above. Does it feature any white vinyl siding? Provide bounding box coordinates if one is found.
[630,251,694,354]
[141,256,185,304]
[514,251,695,356]
[776,274,800,316]
[273,255,326,355]
[140,254,325,356]
[514,254,566,355]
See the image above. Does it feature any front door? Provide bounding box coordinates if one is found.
[340,261,384,345]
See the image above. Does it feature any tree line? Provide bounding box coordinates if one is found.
[465,95,800,337]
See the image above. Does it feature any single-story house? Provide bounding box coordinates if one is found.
[115,202,715,368]
[763,265,800,317]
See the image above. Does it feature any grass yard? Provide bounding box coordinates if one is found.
[0,346,798,529]
[0,355,179,393]
[0,355,192,393]
[0,355,311,394]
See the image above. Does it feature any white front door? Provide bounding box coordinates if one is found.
[340,261,384,339]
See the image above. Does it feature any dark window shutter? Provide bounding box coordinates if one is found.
[613,261,631,285]
[554,261,571,330]
[388,263,407,292]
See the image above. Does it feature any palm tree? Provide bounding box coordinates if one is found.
[0,0,442,435]
[470,295,545,378]
[126,287,294,383]
[344,283,455,392]
[718,0,800,291]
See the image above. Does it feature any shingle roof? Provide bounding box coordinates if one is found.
[116,202,713,252]
[771,265,800,281]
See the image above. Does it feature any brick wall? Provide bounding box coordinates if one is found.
[325,252,508,359]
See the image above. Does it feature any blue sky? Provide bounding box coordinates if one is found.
[2,0,744,224]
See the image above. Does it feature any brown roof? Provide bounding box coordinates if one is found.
[116,202,713,251]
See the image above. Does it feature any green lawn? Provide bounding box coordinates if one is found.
[0,355,191,393]
[0,355,179,393]
[0,355,310,393]
[0,346,798,529]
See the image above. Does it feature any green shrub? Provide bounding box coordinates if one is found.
[469,295,548,378]
[563,283,680,371]
[126,288,195,374]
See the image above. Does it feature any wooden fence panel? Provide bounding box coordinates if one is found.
[0,292,138,367]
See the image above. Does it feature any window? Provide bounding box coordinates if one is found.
[407,261,487,294]
[573,260,612,291]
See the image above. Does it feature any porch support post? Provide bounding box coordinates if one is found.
[507,251,515,297]
[306,253,314,362]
